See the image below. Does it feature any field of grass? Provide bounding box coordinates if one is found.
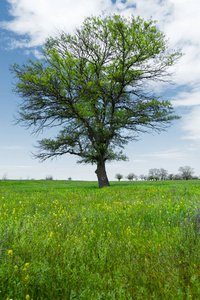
[1,179,200,299]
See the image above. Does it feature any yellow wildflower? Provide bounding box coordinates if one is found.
[25,275,29,281]
[7,250,13,255]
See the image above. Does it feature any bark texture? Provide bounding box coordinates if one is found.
[95,161,110,188]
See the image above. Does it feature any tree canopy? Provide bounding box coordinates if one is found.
[11,14,182,188]
[179,166,194,180]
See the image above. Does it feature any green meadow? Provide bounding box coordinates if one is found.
[1,179,200,299]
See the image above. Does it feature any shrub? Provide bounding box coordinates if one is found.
[115,173,123,181]
[45,175,53,180]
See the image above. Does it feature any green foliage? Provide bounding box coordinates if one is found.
[127,173,136,181]
[179,166,195,180]
[45,175,53,180]
[11,14,182,187]
[115,173,123,181]
[1,180,200,298]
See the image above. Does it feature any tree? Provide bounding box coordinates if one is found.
[148,167,168,181]
[179,166,194,180]
[139,174,147,181]
[159,168,168,180]
[11,15,182,188]
[173,174,182,180]
[45,175,53,180]
[148,168,160,181]
[168,173,174,180]
[127,173,137,181]
[115,173,123,181]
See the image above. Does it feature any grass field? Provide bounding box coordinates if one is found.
[1,179,200,299]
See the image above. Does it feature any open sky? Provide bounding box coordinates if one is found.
[0,0,200,181]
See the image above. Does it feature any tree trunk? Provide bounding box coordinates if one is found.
[95,161,110,188]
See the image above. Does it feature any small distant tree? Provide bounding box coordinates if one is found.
[127,173,137,181]
[148,175,159,181]
[159,168,168,180]
[115,173,123,181]
[168,173,174,180]
[139,174,147,181]
[139,174,144,181]
[179,166,194,180]
[173,174,182,180]
[135,175,138,181]
[148,168,160,181]
[148,168,168,180]
[2,173,7,180]
[45,175,53,180]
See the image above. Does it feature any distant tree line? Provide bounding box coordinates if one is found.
[116,166,198,181]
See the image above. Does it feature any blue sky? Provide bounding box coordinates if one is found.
[0,0,200,181]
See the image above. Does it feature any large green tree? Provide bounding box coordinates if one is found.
[11,15,181,188]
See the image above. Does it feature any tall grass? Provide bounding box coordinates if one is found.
[1,180,200,299]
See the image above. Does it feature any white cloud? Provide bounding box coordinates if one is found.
[132,0,200,90]
[172,87,200,107]
[163,0,200,46]
[141,148,186,159]
[0,164,31,168]
[132,159,146,163]
[24,49,43,59]
[1,0,113,47]
[0,145,24,150]
[181,107,200,141]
